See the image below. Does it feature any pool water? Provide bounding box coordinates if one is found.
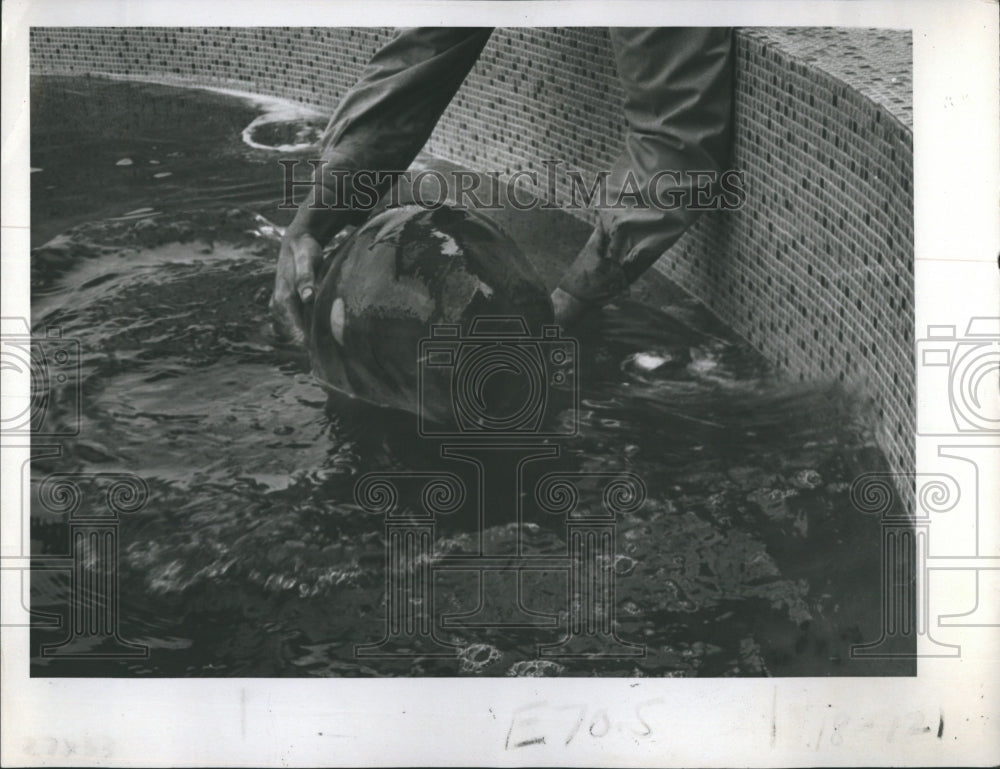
[28,77,913,677]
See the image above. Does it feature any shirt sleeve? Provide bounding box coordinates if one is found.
[556,28,735,306]
[295,27,493,242]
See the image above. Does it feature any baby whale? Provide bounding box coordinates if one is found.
[309,204,556,423]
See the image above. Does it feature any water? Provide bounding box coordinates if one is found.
[28,76,913,677]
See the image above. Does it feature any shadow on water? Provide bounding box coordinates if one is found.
[27,76,914,677]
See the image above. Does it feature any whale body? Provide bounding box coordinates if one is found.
[309,204,554,420]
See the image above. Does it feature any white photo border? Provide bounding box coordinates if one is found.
[2,1,998,766]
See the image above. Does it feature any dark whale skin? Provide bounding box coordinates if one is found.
[309,204,554,418]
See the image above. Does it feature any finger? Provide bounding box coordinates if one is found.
[292,236,321,303]
[269,290,306,345]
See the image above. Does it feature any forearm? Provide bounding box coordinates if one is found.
[291,27,493,244]
[556,27,735,306]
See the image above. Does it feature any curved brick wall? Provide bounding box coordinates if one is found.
[29,26,914,503]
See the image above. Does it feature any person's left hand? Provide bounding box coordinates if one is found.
[270,224,324,345]
[551,287,588,328]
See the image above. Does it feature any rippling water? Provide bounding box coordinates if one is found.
[28,77,913,677]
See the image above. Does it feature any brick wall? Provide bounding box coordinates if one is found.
[28,26,915,507]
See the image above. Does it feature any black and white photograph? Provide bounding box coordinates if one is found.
[2,1,998,766]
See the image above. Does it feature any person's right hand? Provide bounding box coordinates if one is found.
[269,224,324,346]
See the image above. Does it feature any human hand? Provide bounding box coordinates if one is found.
[269,224,324,345]
[551,287,589,329]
